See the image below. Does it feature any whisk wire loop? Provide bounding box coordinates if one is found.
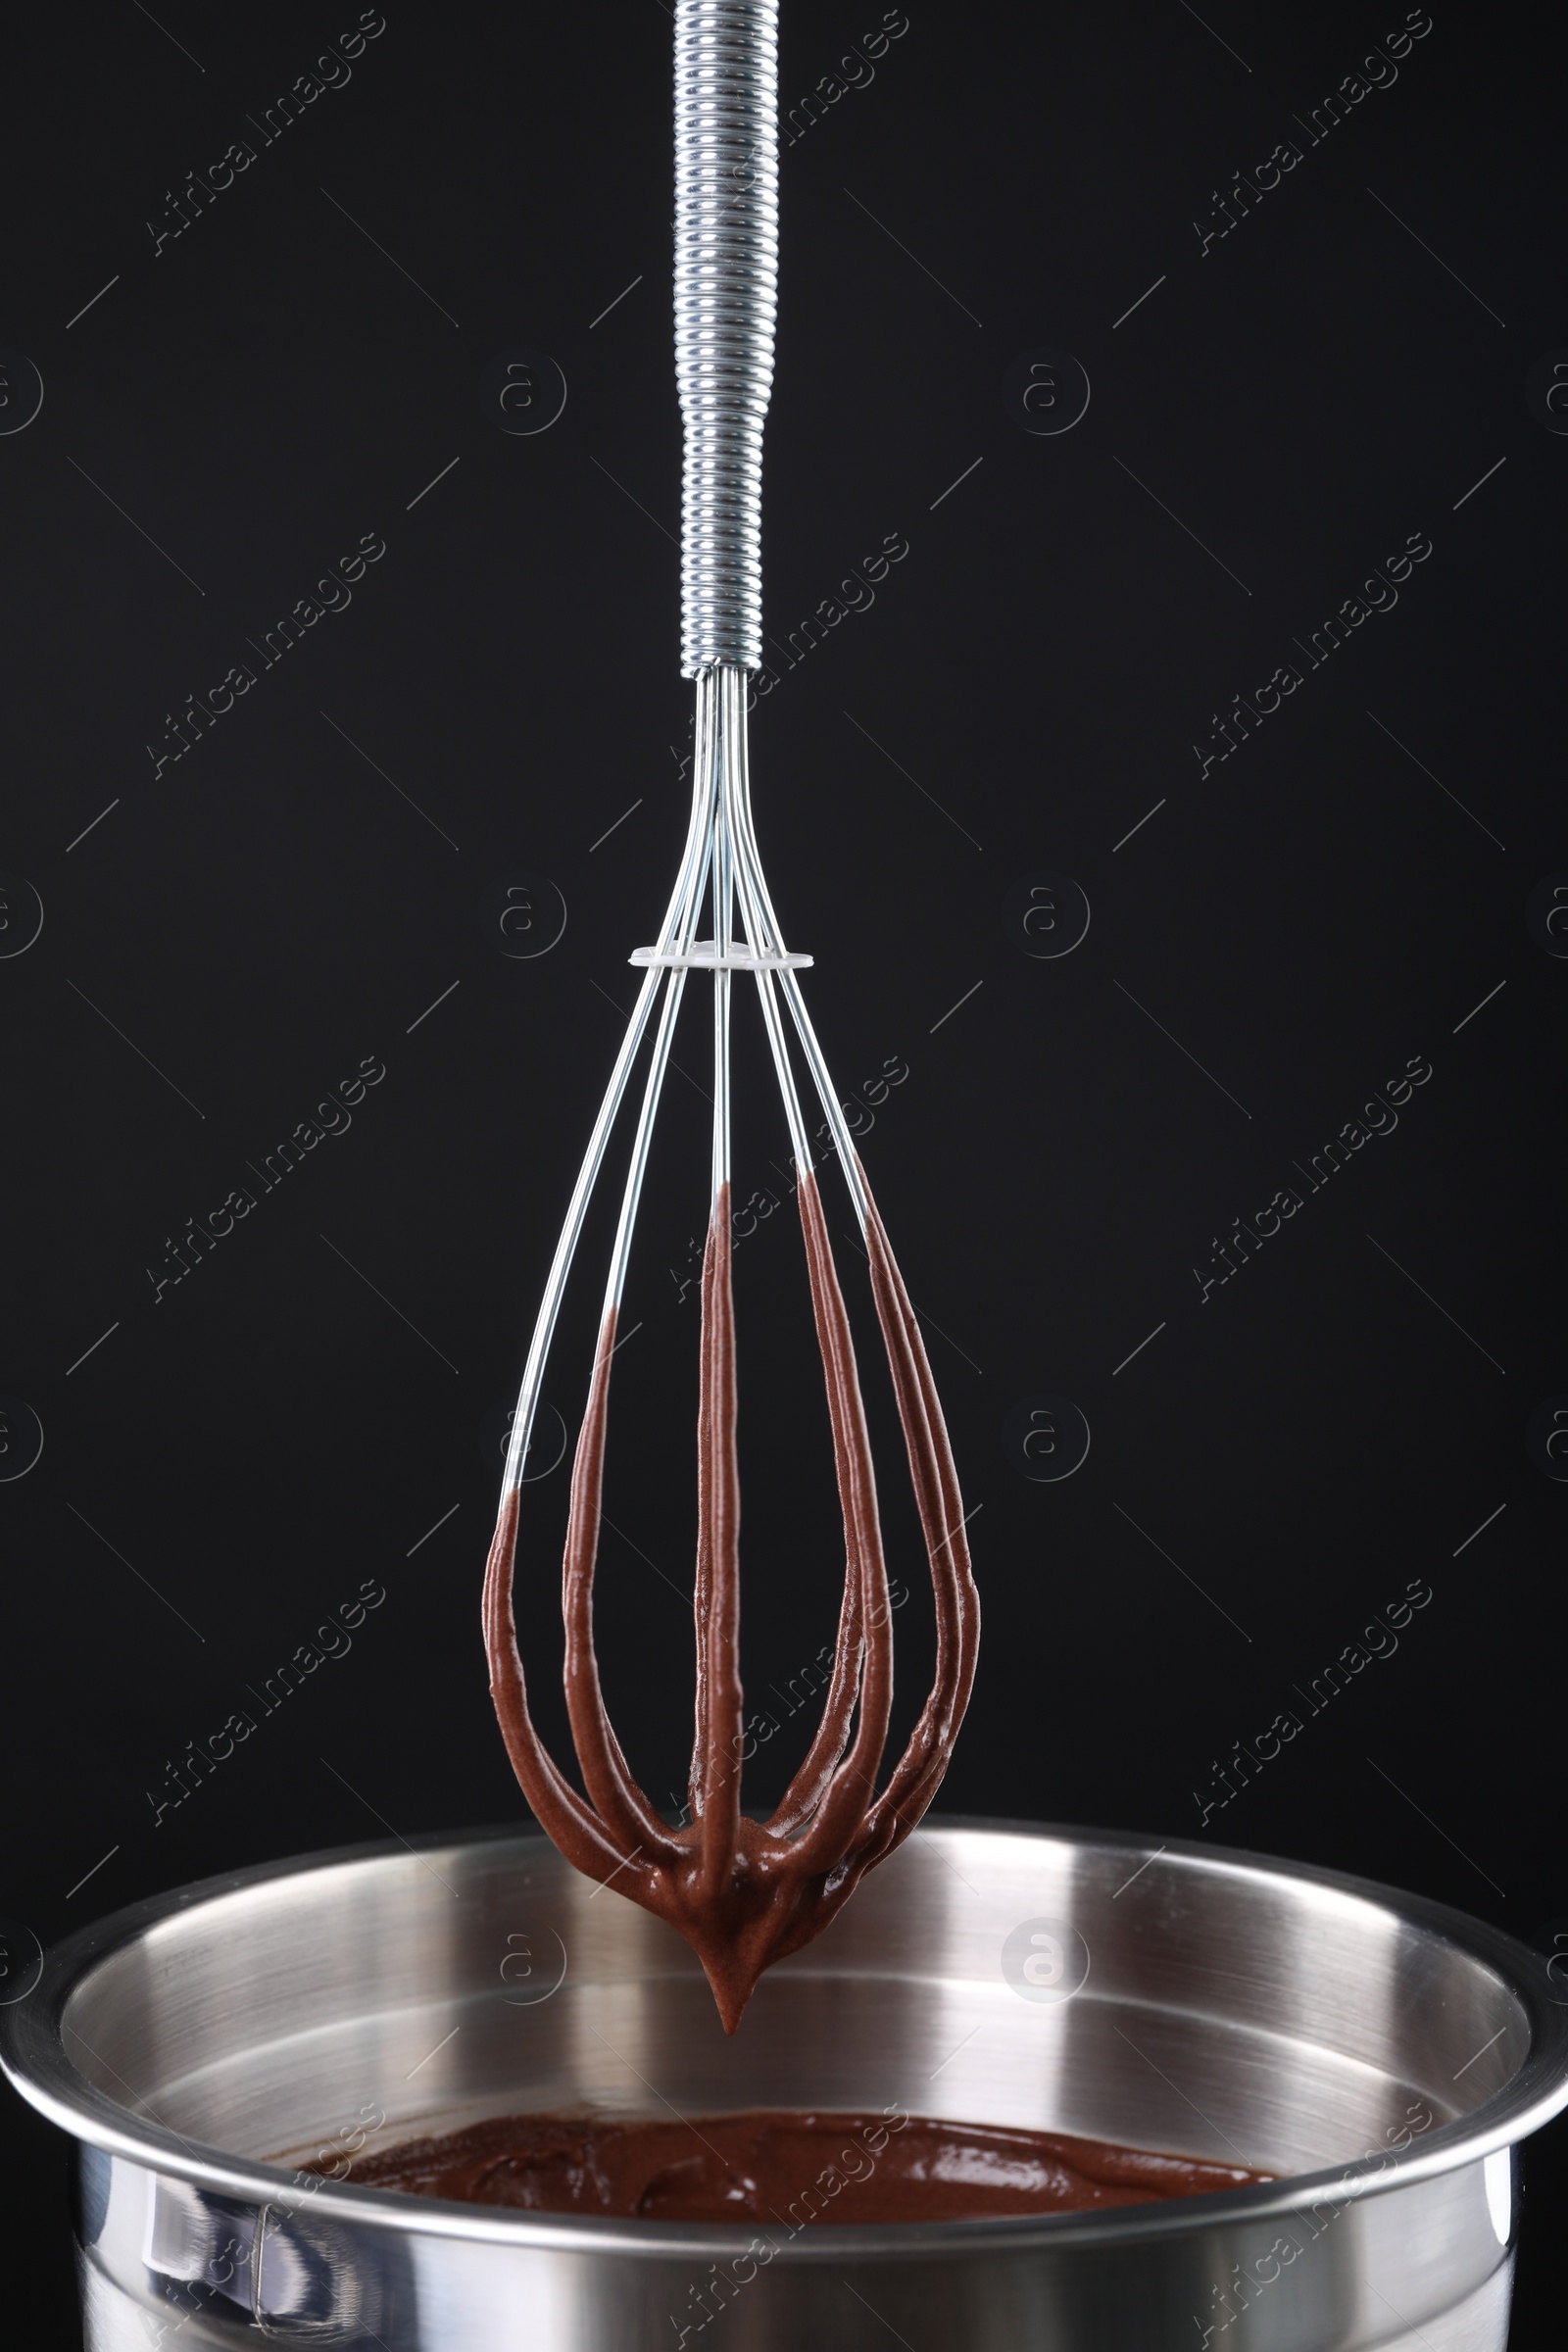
[485,665,979,2028]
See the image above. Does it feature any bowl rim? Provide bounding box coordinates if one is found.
[3,1815,1565,2262]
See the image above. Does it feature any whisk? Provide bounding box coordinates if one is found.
[483,0,979,2034]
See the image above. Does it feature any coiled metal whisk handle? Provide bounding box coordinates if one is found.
[674,0,779,676]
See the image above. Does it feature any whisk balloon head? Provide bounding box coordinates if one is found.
[483,666,979,2030]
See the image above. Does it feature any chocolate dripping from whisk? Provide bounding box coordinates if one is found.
[482,1161,980,2033]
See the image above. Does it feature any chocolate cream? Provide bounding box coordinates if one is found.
[319,2109,1270,2223]
[483,1169,981,2032]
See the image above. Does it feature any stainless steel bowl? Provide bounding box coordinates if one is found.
[4,1819,1566,2350]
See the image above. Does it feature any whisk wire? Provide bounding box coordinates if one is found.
[507,662,876,1511]
[500,707,714,1497]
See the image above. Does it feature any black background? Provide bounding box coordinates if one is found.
[2,0,1563,2341]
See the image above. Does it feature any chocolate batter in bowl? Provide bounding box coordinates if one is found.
[312,2106,1271,2222]
[8,1822,1567,2350]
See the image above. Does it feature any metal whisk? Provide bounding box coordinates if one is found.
[483,0,979,2033]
